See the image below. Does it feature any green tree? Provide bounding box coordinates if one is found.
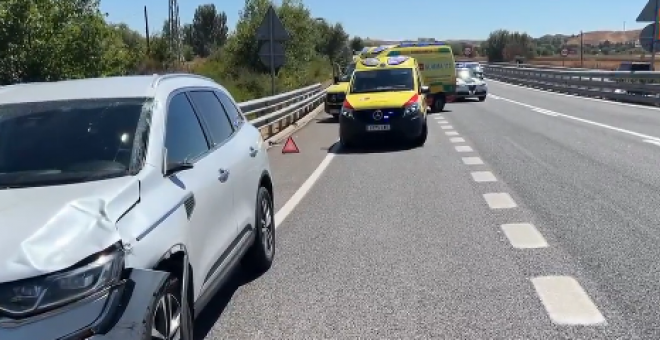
[483,29,535,62]
[349,36,365,54]
[0,0,134,84]
[191,4,228,57]
[315,20,349,66]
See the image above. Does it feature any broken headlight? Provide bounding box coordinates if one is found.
[0,247,124,318]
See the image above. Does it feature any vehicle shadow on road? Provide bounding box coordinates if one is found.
[329,140,415,155]
[427,109,452,115]
[316,116,338,123]
[193,265,262,340]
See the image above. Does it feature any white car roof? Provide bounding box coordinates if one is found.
[0,74,222,105]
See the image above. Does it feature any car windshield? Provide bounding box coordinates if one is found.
[350,68,414,94]
[338,63,356,82]
[457,68,477,80]
[0,98,151,189]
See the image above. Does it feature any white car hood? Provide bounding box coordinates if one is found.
[0,176,139,283]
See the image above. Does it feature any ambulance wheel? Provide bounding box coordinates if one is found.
[414,120,428,147]
[478,96,486,102]
[340,136,354,149]
[434,96,446,112]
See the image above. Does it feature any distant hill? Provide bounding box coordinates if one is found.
[566,29,641,45]
[364,29,643,47]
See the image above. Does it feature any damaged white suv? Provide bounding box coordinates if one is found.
[0,74,276,340]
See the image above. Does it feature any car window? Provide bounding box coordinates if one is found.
[165,93,210,164]
[187,91,234,145]
[214,90,245,129]
[350,68,415,94]
[0,98,149,188]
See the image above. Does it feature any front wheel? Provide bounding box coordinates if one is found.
[146,275,191,340]
[413,119,428,147]
[242,186,275,274]
[340,136,354,149]
[478,96,486,102]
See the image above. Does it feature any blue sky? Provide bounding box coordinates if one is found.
[102,0,653,40]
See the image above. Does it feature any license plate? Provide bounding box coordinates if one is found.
[366,125,390,131]
[329,108,340,113]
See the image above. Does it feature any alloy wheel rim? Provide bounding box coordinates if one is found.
[260,196,274,257]
[151,291,181,340]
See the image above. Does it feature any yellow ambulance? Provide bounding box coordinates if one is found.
[339,56,429,148]
[377,42,457,112]
[325,60,359,118]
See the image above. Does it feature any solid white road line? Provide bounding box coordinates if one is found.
[500,223,548,249]
[643,139,660,147]
[492,93,660,142]
[483,193,517,209]
[445,131,459,136]
[489,78,660,112]
[455,145,473,152]
[441,125,453,130]
[462,157,484,165]
[531,276,606,326]
[532,108,559,116]
[470,171,496,182]
[450,137,465,143]
[274,141,337,227]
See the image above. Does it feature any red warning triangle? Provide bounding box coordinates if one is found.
[281,136,299,154]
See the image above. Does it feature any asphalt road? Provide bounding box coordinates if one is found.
[199,82,660,339]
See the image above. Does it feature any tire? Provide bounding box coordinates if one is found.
[340,137,354,149]
[413,119,428,147]
[145,275,192,340]
[242,186,275,274]
[434,96,446,112]
[478,96,486,102]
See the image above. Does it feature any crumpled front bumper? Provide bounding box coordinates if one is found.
[0,269,169,340]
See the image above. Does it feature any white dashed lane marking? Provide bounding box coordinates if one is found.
[436,117,604,330]
[500,223,548,249]
[462,157,483,165]
[483,193,517,209]
[531,276,606,326]
[470,171,496,182]
[437,120,448,124]
[433,115,444,119]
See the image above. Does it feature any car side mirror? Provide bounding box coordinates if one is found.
[420,85,430,94]
[165,162,193,176]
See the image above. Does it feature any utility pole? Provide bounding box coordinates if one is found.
[580,30,584,68]
[144,6,150,55]
[168,0,181,69]
[652,0,659,66]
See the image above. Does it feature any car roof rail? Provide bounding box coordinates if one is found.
[151,73,216,88]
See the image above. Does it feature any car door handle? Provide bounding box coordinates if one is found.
[249,146,258,157]
[218,168,230,183]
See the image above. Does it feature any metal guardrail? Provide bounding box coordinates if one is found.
[484,64,660,105]
[238,83,328,139]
